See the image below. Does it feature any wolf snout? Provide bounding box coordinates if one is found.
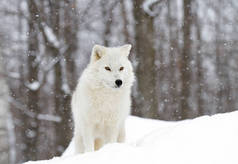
[115,79,122,87]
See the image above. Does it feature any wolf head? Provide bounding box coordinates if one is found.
[87,44,134,90]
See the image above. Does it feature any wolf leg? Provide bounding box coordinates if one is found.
[74,132,84,154]
[82,128,94,152]
[117,125,125,142]
[94,138,104,151]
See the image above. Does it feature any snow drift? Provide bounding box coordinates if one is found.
[25,111,238,164]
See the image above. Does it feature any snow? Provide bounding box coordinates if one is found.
[37,114,61,123]
[43,24,60,48]
[142,0,160,17]
[26,81,40,91]
[8,71,20,79]
[25,111,238,164]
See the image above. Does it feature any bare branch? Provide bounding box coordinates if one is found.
[0,147,9,154]
[0,9,28,20]
[143,0,165,17]
[8,96,61,122]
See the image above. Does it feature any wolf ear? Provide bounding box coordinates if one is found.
[121,44,132,57]
[91,45,106,63]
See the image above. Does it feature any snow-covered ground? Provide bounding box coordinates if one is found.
[25,111,238,164]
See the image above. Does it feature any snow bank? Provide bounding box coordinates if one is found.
[25,111,238,164]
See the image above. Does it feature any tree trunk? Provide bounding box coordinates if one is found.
[63,0,78,91]
[167,0,179,120]
[194,4,204,116]
[53,56,72,155]
[46,0,77,155]
[120,0,130,44]
[0,55,10,164]
[23,0,40,160]
[133,0,158,118]
[180,0,192,120]
[100,0,116,47]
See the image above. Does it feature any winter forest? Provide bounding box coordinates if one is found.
[0,0,238,163]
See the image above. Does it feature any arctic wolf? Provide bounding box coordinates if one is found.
[71,44,134,154]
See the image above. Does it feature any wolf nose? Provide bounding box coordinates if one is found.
[115,79,122,87]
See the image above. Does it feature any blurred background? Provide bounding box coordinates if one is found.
[0,0,238,163]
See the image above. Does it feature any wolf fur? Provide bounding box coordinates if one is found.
[71,44,134,154]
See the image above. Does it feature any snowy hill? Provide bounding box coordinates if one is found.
[25,111,238,164]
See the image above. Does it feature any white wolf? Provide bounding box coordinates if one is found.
[71,44,134,154]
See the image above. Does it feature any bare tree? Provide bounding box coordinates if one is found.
[167,0,180,120]
[120,0,130,44]
[33,0,79,156]
[100,0,118,46]
[214,1,233,114]
[133,0,158,118]
[194,2,204,116]
[179,0,193,120]
[0,55,10,164]
[22,0,40,160]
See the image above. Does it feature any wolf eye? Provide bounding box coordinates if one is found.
[105,66,111,71]
[119,67,124,71]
